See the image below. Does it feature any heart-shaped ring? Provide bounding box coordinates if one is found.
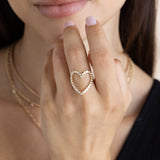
[70,70,94,95]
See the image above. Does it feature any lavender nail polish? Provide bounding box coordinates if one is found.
[86,16,97,26]
[64,21,74,28]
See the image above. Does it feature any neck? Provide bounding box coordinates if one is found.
[13,12,126,94]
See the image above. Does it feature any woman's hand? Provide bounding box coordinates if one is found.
[40,16,132,160]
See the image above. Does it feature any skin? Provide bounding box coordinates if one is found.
[0,0,154,159]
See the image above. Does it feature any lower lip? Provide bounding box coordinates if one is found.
[35,0,89,18]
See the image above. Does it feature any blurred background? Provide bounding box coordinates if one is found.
[154,0,160,80]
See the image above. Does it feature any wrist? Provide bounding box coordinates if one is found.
[50,149,112,160]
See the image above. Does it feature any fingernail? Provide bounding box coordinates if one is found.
[64,21,74,28]
[86,16,97,26]
[59,35,63,40]
[52,44,55,48]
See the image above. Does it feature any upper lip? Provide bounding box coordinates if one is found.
[34,0,87,6]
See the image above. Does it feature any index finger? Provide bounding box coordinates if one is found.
[85,16,120,96]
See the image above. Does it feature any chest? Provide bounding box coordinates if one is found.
[0,102,51,160]
[0,125,50,160]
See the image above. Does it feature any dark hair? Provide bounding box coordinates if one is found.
[0,0,156,76]
[0,0,24,48]
[120,0,156,76]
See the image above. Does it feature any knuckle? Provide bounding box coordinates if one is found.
[87,107,99,119]
[104,95,120,112]
[57,91,73,104]
[82,98,101,118]
[67,46,82,56]
[106,104,118,114]
[61,105,75,117]
[56,92,76,116]
[67,47,85,63]
[92,50,113,64]
[88,25,104,35]
[108,102,118,112]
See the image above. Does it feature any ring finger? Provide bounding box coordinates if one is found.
[62,21,97,96]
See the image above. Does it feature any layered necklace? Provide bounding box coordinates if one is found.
[5,43,134,130]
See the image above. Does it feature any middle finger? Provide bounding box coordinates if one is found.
[63,21,90,72]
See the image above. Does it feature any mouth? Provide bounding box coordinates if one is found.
[34,0,90,18]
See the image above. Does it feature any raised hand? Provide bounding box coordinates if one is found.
[40,16,132,160]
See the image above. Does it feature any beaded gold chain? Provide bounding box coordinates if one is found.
[8,44,40,108]
[5,46,41,130]
[9,44,40,98]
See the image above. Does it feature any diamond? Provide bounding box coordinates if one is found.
[30,103,34,107]
[70,70,94,95]
[12,90,16,94]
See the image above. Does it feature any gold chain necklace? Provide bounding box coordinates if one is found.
[5,46,41,130]
[10,44,40,98]
[8,44,40,108]
[5,43,134,130]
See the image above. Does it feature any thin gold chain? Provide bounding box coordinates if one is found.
[5,44,134,131]
[8,44,40,108]
[5,46,41,130]
[10,43,40,98]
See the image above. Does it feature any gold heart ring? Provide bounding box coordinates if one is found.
[70,70,94,95]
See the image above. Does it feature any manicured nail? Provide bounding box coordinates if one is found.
[64,21,74,28]
[52,44,55,48]
[86,16,97,26]
[59,35,63,40]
